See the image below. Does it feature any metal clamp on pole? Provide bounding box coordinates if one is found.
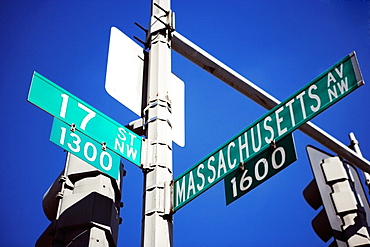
[153,2,175,33]
[144,98,172,113]
[145,116,172,128]
[163,180,174,218]
[125,118,145,136]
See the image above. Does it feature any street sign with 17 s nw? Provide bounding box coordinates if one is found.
[27,72,142,167]
[173,52,363,212]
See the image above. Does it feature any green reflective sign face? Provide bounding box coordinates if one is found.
[224,134,297,205]
[50,118,120,180]
[173,52,363,211]
[28,72,142,166]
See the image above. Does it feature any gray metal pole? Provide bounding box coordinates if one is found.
[141,0,173,246]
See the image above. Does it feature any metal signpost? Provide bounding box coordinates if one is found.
[141,0,174,246]
[28,71,142,166]
[224,134,297,205]
[174,52,363,211]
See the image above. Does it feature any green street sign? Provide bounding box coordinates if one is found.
[50,118,120,180]
[28,72,142,166]
[224,134,297,205]
[173,52,363,212]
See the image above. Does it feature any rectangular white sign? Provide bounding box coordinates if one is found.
[105,27,185,147]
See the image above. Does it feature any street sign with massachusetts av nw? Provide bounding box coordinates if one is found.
[173,52,363,211]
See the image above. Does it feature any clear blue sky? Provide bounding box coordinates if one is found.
[1,1,370,246]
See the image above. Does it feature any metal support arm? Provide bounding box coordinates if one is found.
[171,31,370,174]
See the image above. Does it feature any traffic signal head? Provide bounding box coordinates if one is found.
[37,153,125,247]
[304,146,346,246]
[303,179,333,243]
[304,145,370,246]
